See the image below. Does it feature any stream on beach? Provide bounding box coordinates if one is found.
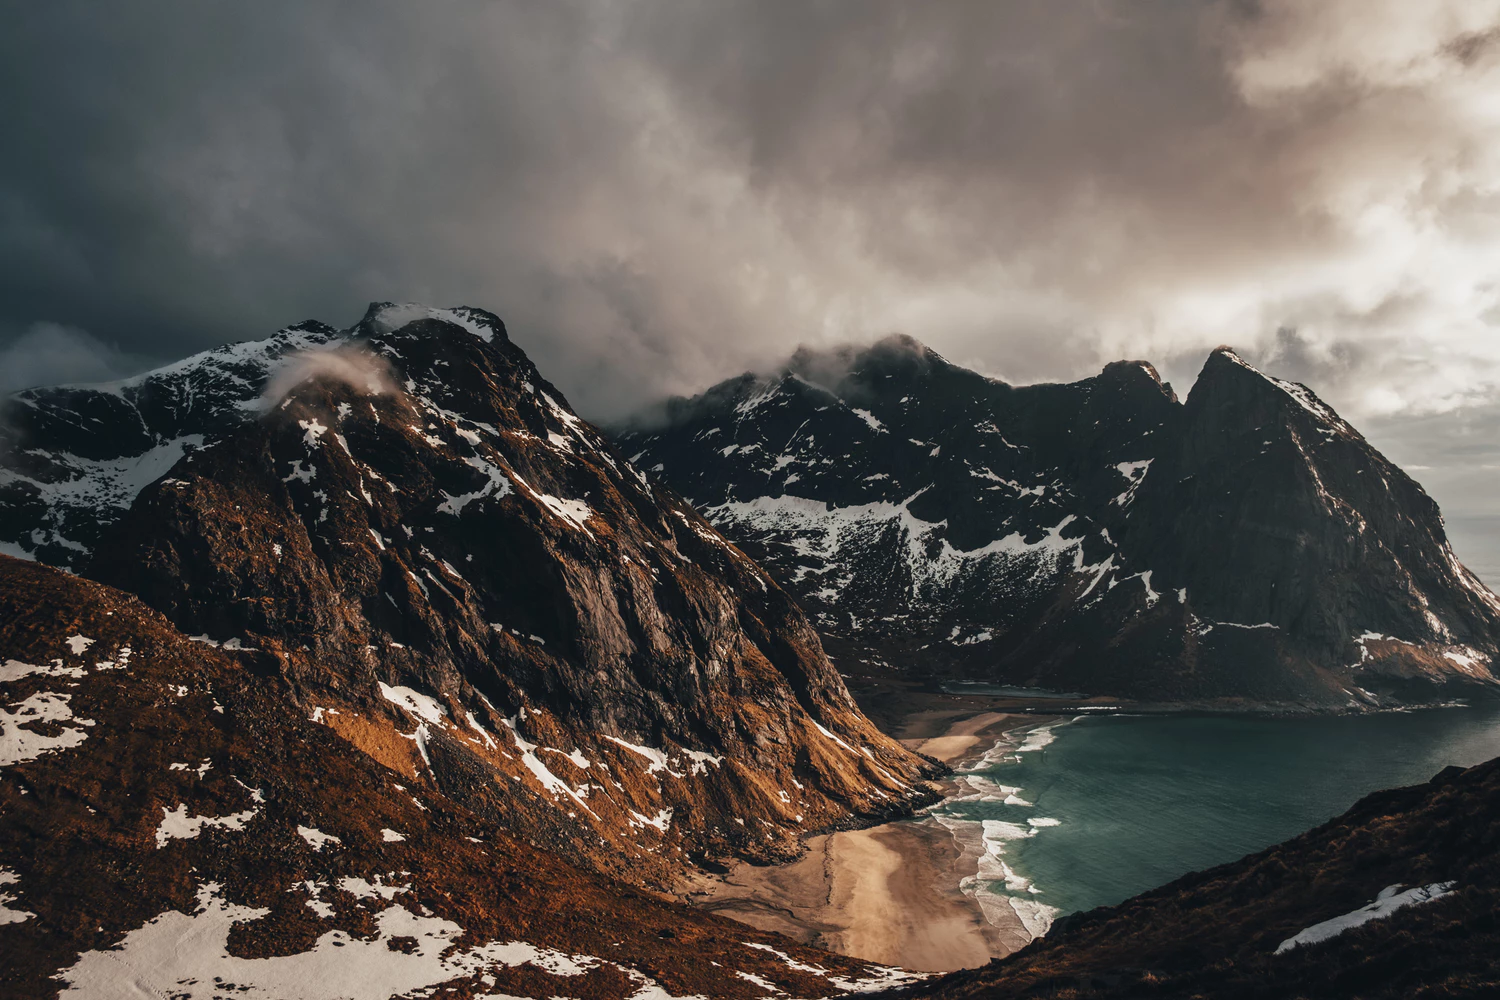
[932,704,1500,937]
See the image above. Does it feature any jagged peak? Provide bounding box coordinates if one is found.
[1196,345,1289,392]
[789,332,944,366]
[1193,346,1355,437]
[359,301,508,344]
[783,333,954,395]
[1099,359,1178,402]
[1204,344,1263,374]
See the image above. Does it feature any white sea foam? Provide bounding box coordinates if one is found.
[1015,726,1057,753]
[1007,897,1062,939]
[962,719,1072,773]
[945,774,1023,804]
[929,719,1077,943]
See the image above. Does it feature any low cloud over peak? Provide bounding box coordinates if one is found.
[2,2,1498,432]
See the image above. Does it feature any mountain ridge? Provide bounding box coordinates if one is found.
[617,338,1500,709]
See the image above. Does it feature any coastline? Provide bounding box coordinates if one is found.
[680,705,1054,972]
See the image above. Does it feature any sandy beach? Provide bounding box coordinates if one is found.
[683,707,1045,972]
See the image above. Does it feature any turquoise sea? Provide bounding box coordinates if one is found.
[929,706,1500,933]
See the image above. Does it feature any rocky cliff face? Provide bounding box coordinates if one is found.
[0,554,922,999]
[617,338,1500,708]
[3,304,940,889]
[906,756,1500,999]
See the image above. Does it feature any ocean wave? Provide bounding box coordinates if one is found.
[964,739,1020,772]
[960,877,1061,939]
[1007,896,1062,939]
[982,818,1038,843]
[945,774,1033,807]
[931,717,1076,943]
[1015,726,1057,753]
[963,718,1074,771]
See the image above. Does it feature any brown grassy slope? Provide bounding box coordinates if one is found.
[0,555,917,999]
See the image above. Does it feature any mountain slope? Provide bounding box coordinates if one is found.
[3,304,941,889]
[617,338,1500,708]
[0,554,921,1000]
[900,756,1500,999]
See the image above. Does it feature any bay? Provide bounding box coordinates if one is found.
[936,705,1500,921]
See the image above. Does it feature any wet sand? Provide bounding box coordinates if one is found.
[683,709,1041,972]
[903,709,1018,765]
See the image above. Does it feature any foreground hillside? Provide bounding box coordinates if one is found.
[900,755,1500,999]
[8,544,1498,998]
[620,339,1500,709]
[0,555,921,999]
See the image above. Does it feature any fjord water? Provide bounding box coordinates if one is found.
[942,706,1500,921]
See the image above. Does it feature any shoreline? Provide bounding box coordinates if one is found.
[679,706,1056,972]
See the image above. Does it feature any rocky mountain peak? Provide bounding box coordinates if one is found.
[2,305,942,887]
[1098,359,1177,403]
[620,343,1500,709]
[1190,345,1355,438]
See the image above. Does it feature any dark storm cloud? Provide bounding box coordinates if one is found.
[2,2,1499,448]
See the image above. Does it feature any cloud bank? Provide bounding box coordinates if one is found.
[3,1,1499,429]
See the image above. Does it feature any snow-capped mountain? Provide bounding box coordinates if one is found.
[617,337,1500,708]
[0,321,340,566]
[0,554,921,999]
[1,305,940,891]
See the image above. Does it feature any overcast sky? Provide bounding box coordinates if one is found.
[3,2,1499,558]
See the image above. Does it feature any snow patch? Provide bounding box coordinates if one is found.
[629,808,674,833]
[1,690,95,766]
[604,736,683,777]
[298,826,342,852]
[369,302,495,343]
[0,867,33,925]
[535,494,594,533]
[378,683,446,725]
[1276,882,1456,954]
[1,659,85,682]
[55,881,621,1000]
[437,455,514,515]
[155,803,257,848]
[298,419,328,447]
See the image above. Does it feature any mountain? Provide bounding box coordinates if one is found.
[0,553,922,999]
[903,757,1500,999]
[1,304,941,891]
[0,322,340,567]
[616,337,1500,709]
